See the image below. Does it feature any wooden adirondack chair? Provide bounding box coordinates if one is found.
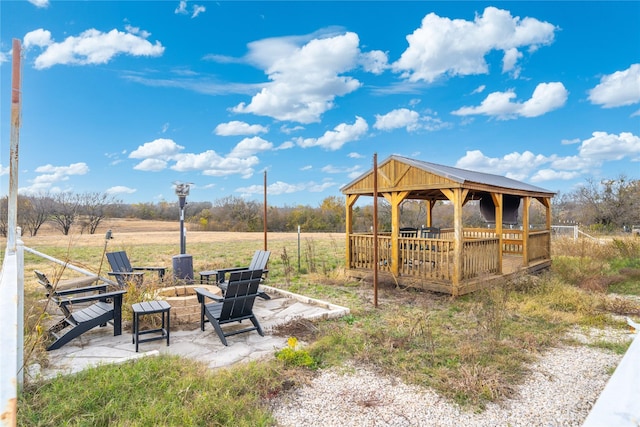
[194,269,264,346]
[35,270,126,351]
[106,250,166,287]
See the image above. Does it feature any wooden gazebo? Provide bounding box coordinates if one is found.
[341,155,556,296]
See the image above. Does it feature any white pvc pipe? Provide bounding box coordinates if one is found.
[23,246,118,287]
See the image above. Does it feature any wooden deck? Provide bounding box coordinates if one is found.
[348,255,550,295]
[346,230,552,295]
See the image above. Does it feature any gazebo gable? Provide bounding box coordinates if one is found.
[341,157,462,195]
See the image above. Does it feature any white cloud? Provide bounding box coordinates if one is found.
[374,108,420,131]
[175,1,188,14]
[124,25,150,38]
[456,150,549,181]
[578,131,640,161]
[321,164,362,174]
[24,27,164,69]
[191,5,206,18]
[348,152,364,159]
[359,50,388,74]
[20,162,89,194]
[127,136,268,179]
[129,138,184,159]
[452,82,568,119]
[175,1,206,18]
[172,151,260,178]
[295,116,368,150]
[133,158,168,171]
[228,137,273,158]
[530,169,581,182]
[392,7,556,83]
[280,124,305,135]
[106,186,137,195]
[23,29,53,48]
[214,121,268,136]
[588,64,640,108]
[28,0,49,7]
[232,31,363,123]
[308,181,336,192]
[237,180,336,197]
[275,141,295,150]
[0,164,8,176]
[502,47,522,76]
[454,131,640,184]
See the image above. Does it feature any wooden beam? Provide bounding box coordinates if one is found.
[440,188,454,201]
[392,164,411,187]
[377,169,392,187]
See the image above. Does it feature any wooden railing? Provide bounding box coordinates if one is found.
[398,237,454,281]
[462,238,500,280]
[527,230,550,263]
[349,234,391,272]
[348,229,548,284]
[465,228,525,255]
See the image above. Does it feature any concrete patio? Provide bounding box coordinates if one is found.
[30,285,350,380]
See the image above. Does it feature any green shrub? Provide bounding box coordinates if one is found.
[275,337,318,369]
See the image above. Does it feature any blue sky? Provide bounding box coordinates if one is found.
[1,1,639,207]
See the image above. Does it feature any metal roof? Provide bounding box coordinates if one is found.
[341,155,556,196]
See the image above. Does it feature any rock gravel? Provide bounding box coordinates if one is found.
[271,329,632,427]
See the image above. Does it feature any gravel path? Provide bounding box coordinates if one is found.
[271,329,631,427]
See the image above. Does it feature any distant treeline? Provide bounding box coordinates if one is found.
[2,176,638,236]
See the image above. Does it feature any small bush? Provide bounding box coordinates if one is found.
[275,337,318,369]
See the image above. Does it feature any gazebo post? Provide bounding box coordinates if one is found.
[442,188,466,296]
[542,197,552,259]
[387,193,400,276]
[345,195,358,270]
[425,200,435,227]
[522,196,531,266]
[492,193,504,274]
[387,191,409,277]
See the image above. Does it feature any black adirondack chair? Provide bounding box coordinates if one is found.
[205,250,271,299]
[106,250,166,287]
[420,227,441,239]
[214,250,270,283]
[195,269,264,346]
[35,270,126,351]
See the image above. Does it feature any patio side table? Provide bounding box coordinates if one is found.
[131,300,171,352]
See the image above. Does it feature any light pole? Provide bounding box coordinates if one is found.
[172,182,194,283]
[174,183,190,254]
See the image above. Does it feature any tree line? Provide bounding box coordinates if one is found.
[1,176,638,236]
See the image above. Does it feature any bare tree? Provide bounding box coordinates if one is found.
[50,192,81,235]
[20,192,54,236]
[78,191,120,234]
[572,176,640,230]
